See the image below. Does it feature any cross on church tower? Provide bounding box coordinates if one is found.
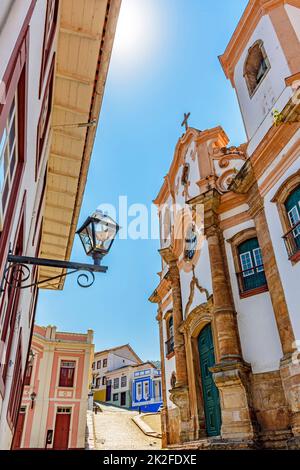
[181,112,191,132]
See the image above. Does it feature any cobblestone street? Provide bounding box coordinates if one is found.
[94,403,161,450]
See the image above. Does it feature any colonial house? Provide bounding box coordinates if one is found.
[150,0,300,450]
[92,344,142,402]
[132,363,163,413]
[0,0,120,449]
[14,325,94,450]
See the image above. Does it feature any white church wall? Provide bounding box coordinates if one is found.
[223,221,283,373]
[233,15,292,152]
[263,155,300,342]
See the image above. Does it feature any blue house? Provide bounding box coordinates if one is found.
[131,363,163,413]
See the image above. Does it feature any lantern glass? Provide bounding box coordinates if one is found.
[77,210,119,258]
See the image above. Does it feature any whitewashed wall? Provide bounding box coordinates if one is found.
[223,221,283,373]
[263,154,300,342]
[233,15,292,154]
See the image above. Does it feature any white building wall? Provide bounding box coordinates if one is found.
[263,155,300,342]
[224,221,283,373]
[233,15,292,153]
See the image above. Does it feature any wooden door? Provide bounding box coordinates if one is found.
[120,392,126,406]
[53,412,71,450]
[198,324,221,437]
[106,384,111,401]
[12,409,26,449]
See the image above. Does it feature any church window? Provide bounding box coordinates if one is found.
[244,40,270,97]
[284,186,300,258]
[184,224,198,260]
[165,315,174,356]
[237,238,267,294]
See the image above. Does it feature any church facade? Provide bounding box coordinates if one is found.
[150,0,300,449]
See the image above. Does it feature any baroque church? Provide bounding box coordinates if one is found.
[150,0,300,449]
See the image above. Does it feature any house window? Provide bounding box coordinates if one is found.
[136,382,142,401]
[24,363,33,386]
[165,315,174,356]
[143,381,150,400]
[244,40,270,97]
[113,393,118,402]
[103,358,107,368]
[102,376,106,386]
[113,378,119,389]
[283,186,300,258]
[96,378,101,388]
[7,333,23,430]
[36,56,55,177]
[97,360,101,369]
[121,376,127,388]
[0,95,18,220]
[59,361,75,387]
[92,362,95,370]
[39,0,59,96]
[237,238,267,294]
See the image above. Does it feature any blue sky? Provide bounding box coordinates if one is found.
[36,0,248,361]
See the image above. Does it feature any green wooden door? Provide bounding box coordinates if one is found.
[198,324,221,437]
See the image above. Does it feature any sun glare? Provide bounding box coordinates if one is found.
[113,0,159,67]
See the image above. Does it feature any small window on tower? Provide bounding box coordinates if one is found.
[244,40,270,97]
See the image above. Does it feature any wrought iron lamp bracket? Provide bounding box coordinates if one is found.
[0,253,108,295]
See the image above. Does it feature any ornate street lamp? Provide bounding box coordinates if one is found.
[0,210,119,294]
[77,210,119,266]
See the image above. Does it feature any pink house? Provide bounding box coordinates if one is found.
[14,325,94,450]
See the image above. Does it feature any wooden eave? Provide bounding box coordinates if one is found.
[38,0,121,289]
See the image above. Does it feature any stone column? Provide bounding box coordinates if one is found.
[159,247,191,443]
[191,190,256,440]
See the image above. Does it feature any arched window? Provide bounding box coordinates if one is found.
[237,238,267,294]
[244,40,270,97]
[284,186,300,256]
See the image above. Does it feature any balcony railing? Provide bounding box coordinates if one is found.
[283,220,300,260]
[165,336,174,356]
[236,265,268,296]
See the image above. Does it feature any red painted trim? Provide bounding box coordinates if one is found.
[32,168,47,246]
[239,285,269,299]
[36,54,55,180]
[0,16,31,282]
[39,0,59,98]
[7,328,23,432]
[0,194,26,398]
[0,0,36,131]
[290,250,300,264]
